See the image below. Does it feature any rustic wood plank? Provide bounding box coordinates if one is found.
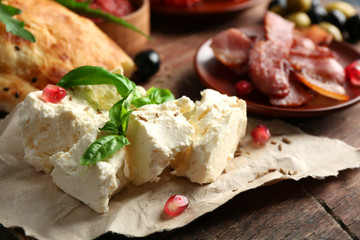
[303,170,360,239]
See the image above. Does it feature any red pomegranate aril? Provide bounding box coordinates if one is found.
[235,80,254,95]
[345,60,360,86]
[251,124,271,145]
[164,195,189,216]
[41,84,66,103]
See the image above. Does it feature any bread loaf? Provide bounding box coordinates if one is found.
[0,0,136,112]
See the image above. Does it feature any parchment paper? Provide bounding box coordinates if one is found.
[1,106,359,240]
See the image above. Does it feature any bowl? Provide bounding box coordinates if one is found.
[96,0,150,55]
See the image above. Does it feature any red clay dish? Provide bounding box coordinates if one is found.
[194,26,360,118]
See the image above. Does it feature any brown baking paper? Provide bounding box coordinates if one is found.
[1,106,360,240]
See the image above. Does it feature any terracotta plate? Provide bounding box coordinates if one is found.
[151,0,263,15]
[194,26,360,118]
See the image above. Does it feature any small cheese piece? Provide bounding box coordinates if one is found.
[50,133,128,213]
[18,91,109,173]
[170,89,247,184]
[125,96,195,186]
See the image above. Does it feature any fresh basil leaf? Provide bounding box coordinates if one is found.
[99,120,119,134]
[54,0,151,40]
[148,87,175,104]
[119,109,133,136]
[121,89,135,110]
[80,135,129,165]
[132,87,175,108]
[101,90,134,135]
[109,100,124,126]
[109,96,130,125]
[0,2,36,42]
[57,66,136,97]
[131,97,151,108]
[111,97,134,134]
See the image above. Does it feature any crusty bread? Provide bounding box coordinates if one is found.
[0,0,136,112]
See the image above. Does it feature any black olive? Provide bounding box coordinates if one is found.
[132,50,161,82]
[310,0,321,8]
[307,4,327,24]
[268,0,286,9]
[324,10,347,31]
[346,14,360,42]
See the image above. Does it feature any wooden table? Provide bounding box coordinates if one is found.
[2,0,360,239]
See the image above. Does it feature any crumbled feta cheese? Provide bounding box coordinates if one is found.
[18,90,128,213]
[170,89,247,184]
[50,133,128,213]
[18,91,108,173]
[124,96,195,186]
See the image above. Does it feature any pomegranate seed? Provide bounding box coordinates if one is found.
[251,124,271,145]
[164,195,189,216]
[235,80,253,95]
[41,84,66,103]
[345,60,360,86]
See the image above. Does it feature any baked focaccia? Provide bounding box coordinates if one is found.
[0,0,136,112]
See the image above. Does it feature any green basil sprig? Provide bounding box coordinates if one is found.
[132,87,175,108]
[57,66,136,97]
[57,66,174,165]
[54,0,152,40]
[80,93,134,165]
[80,135,129,165]
[0,2,36,42]
[100,90,134,135]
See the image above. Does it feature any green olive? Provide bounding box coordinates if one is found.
[325,1,356,18]
[286,0,311,13]
[286,12,311,28]
[318,22,343,41]
[269,4,287,16]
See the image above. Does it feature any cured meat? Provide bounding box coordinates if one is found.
[290,55,345,84]
[210,28,252,75]
[210,11,348,107]
[249,41,291,98]
[294,25,333,46]
[270,73,313,107]
[290,55,348,101]
[294,72,348,101]
[290,36,335,59]
[248,11,295,98]
[264,11,295,50]
[290,27,348,101]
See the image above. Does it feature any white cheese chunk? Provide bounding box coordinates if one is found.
[170,89,247,184]
[50,133,128,213]
[18,90,128,213]
[125,96,195,186]
[18,91,109,173]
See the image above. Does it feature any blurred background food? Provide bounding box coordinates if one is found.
[95,0,151,55]
[268,0,360,42]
